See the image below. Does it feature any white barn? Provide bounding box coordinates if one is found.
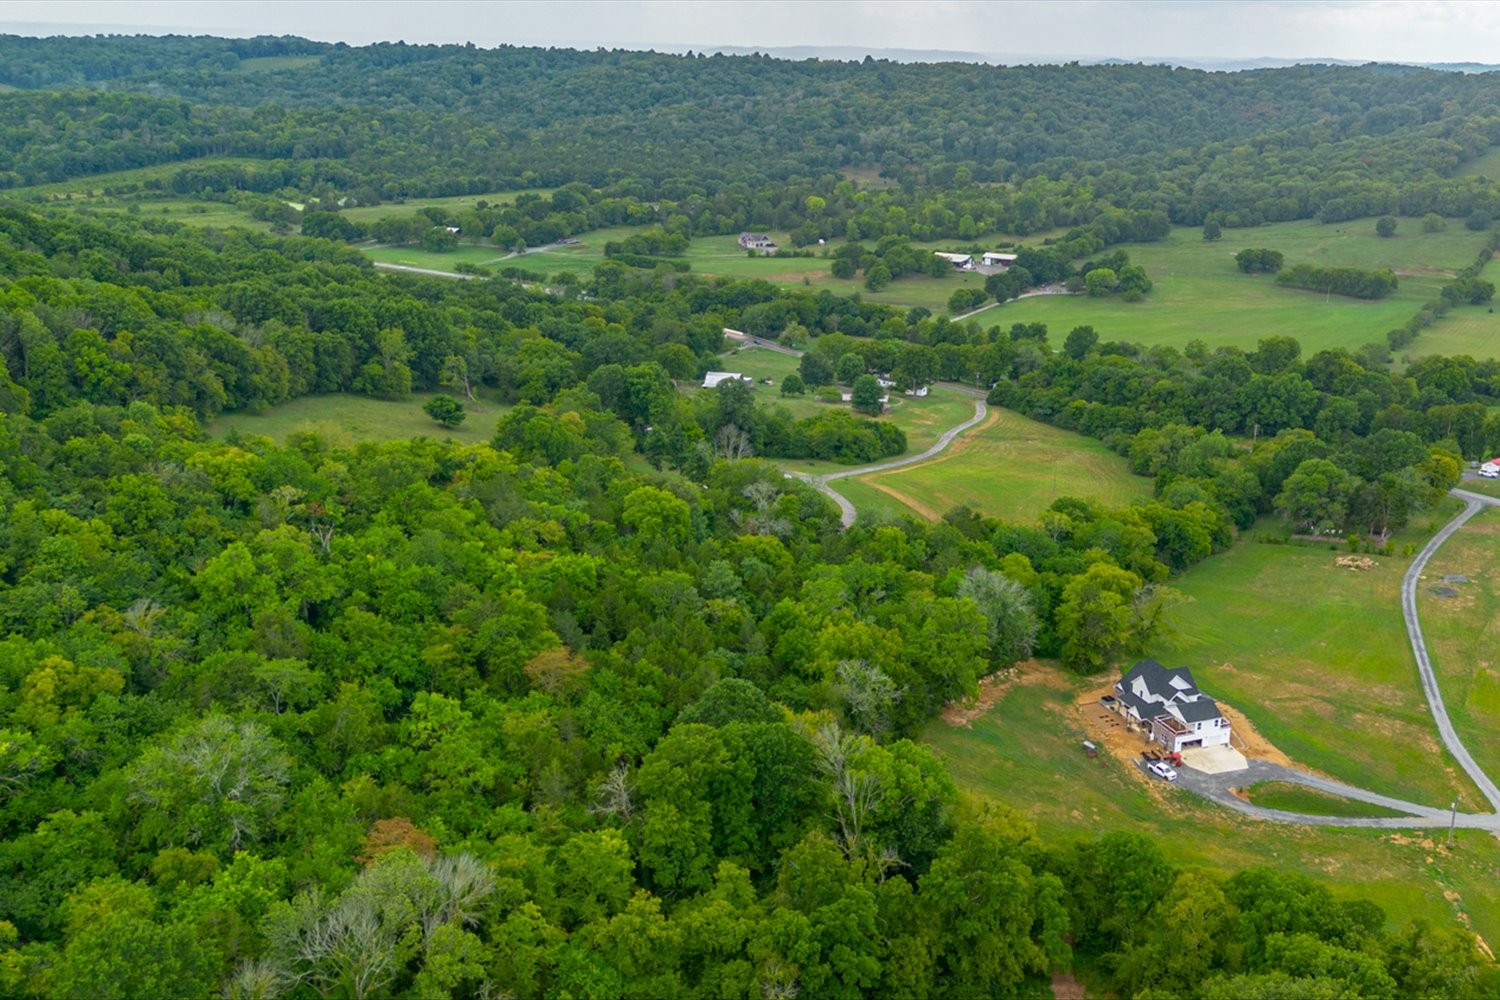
[703,372,753,389]
[982,252,1018,269]
[933,252,973,270]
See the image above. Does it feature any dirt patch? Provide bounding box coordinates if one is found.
[1050,972,1086,1000]
[1336,555,1377,570]
[1073,668,1297,771]
[940,660,1068,727]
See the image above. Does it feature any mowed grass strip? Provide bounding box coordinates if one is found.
[209,392,508,447]
[1146,506,1484,810]
[986,219,1492,355]
[1246,782,1409,819]
[846,406,1150,522]
[1405,298,1500,361]
[920,669,1500,941]
[1414,507,1500,784]
[363,243,514,273]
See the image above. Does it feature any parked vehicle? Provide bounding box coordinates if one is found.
[1148,761,1178,781]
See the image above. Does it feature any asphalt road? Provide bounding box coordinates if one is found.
[1401,488,1500,811]
[1155,758,1498,830]
[1160,484,1500,828]
[786,398,988,528]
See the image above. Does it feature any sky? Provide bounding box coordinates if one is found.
[4,0,1500,66]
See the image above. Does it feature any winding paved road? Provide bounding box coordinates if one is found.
[787,398,988,528]
[1402,488,1500,811]
[722,329,997,529]
[1155,485,1500,829]
[726,327,1500,828]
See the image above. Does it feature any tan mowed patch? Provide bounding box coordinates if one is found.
[940,660,1068,727]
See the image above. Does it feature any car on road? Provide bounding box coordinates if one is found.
[1148,761,1178,781]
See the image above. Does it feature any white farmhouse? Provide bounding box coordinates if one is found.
[1112,659,1232,752]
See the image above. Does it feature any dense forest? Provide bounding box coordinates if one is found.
[4,32,1500,999]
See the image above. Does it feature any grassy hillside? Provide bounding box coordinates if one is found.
[922,666,1500,942]
[208,392,507,447]
[985,219,1490,354]
[840,406,1151,523]
[1146,507,1481,810]
[1406,299,1500,360]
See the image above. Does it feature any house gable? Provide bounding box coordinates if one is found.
[1115,658,1230,751]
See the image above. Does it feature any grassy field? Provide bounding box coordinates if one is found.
[234,54,323,73]
[337,189,555,225]
[0,160,549,238]
[363,243,515,272]
[0,158,270,201]
[209,392,507,447]
[1246,782,1409,819]
[921,667,1500,942]
[839,406,1151,523]
[1145,506,1487,811]
[710,346,981,457]
[1414,507,1500,784]
[1459,147,1500,179]
[478,227,995,311]
[985,219,1491,355]
[1405,299,1500,360]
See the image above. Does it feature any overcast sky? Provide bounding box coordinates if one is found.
[4,0,1500,65]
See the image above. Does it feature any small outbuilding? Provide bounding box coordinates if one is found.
[982,252,1018,269]
[933,251,973,270]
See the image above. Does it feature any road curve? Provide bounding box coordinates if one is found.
[373,262,476,280]
[1402,488,1500,811]
[1165,758,1500,829]
[787,398,988,528]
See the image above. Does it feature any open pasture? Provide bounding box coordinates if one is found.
[336,188,555,224]
[0,157,269,201]
[921,665,1500,943]
[1405,300,1500,360]
[362,243,514,272]
[1415,507,1500,783]
[233,54,324,73]
[209,392,506,447]
[985,219,1491,355]
[1459,146,1500,179]
[842,406,1150,523]
[1145,509,1483,811]
[1246,781,1408,819]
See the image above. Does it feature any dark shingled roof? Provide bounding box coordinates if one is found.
[1176,695,1222,723]
[1116,659,1224,725]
